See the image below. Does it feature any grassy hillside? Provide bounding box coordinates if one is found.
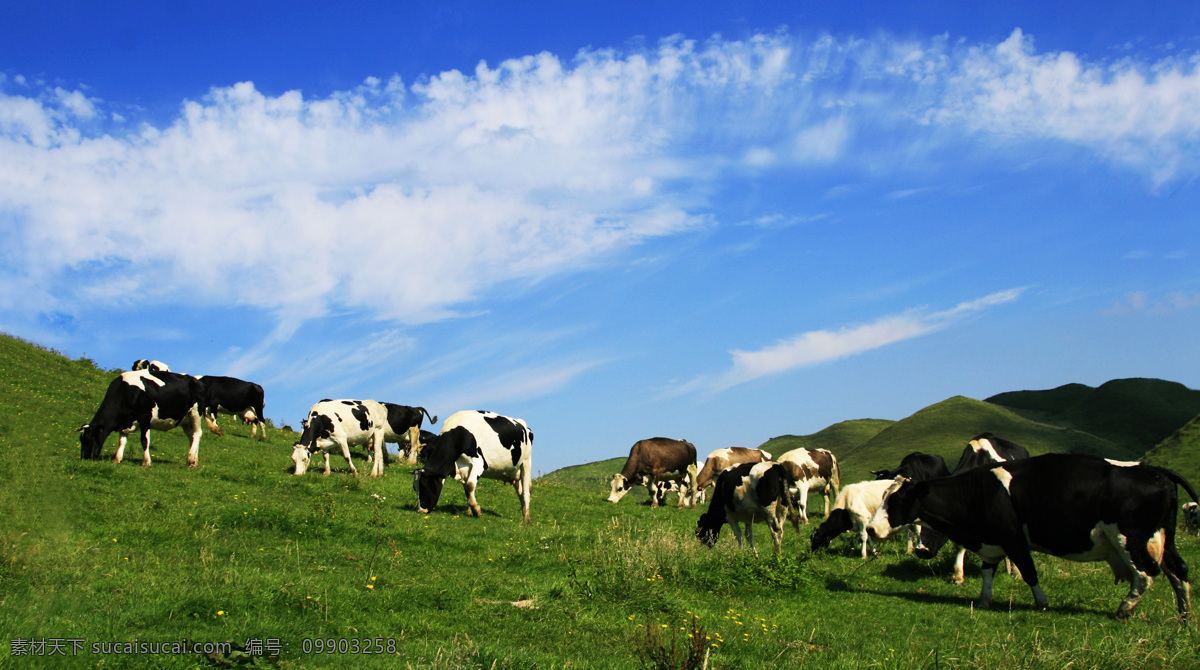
[758,419,894,461]
[2,333,1198,669]
[987,378,1200,456]
[831,396,1135,483]
[1143,412,1200,494]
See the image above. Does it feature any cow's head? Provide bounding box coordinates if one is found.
[695,512,723,547]
[78,423,105,460]
[866,476,923,540]
[607,473,634,503]
[810,508,852,551]
[291,443,314,476]
[412,467,445,514]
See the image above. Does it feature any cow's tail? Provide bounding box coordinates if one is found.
[829,457,842,499]
[420,407,438,425]
[1161,466,1199,503]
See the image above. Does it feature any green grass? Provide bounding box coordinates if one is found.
[1,333,1198,669]
[1143,413,1200,491]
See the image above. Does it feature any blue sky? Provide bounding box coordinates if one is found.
[2,2,1199,473]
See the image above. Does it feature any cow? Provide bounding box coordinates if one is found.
[79,368,207,467]
[810,479,918,559]
[908,433,1030,584]
[131,359,170,372]
[291,399,388,477]
[412,410,533,523]
[777,448,840,525]
[195,375,267,440]
[1185,502,1200,537]
[607,438,699,508]
[378,403,437,464]
[695,447,773,497]
[871,452,951,482]
[866,453,1197,620]
[696,461,801,555]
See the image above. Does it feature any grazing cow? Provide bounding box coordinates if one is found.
[195,375,267,440]
[695,447,773,495]
[1185,502,1200,537]
[811,479,909,559]
[607,438,699,508]
[910,433,1030,584]
[79,369,206,467]
[871,452,951,482]
[379,403,437,464]
[412,410,533,523]
[131,359,170,372]
[867,453,1196,620]
[696,461,801,555]
[777,448,840,525]
[291,399,388,477]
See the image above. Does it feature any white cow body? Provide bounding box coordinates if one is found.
[291,399,389,477]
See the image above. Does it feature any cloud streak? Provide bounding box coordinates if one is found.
[691,288,1026,394]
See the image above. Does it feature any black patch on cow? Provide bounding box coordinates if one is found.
[481,413,529,466]
[346,402,371,432]
[696,462,756,547]
[299,413,335,452]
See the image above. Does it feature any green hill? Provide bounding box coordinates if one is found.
[1142,412,1200,492]
[536,457,626,492]
[829,395,1135,484]
[759,419,893,460]
[986,378,1200,456]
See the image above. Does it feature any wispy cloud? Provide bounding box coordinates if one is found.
[679,288,1026,394]
[1103,290,1200,315]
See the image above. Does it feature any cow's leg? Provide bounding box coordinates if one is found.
[728,520,745,548]
[977,561,998,610]
[204,413,224,437]
[183,407,202,467]
[114,432,128,464]
[370,432,385,477]
[1113,529,1164,620]
[336,439,357,476]
[1160,542,1192,620]
[744,522,758,556]
[1003,547,1046,611]
[858,524,875,559]
[139,428,154,467]
[952,546,968,585]
[647,479,660,509]
[463,476,482,517]
[766,504,786,554]
[821,486,832,520]
[406,426,421,464]
[517,467,532,524]
[796,485,806,528]
[683,463,699,509]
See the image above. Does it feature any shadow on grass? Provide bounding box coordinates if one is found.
[824,575,1105,617]
[401,502,504,519]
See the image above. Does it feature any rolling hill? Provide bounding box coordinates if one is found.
[986,378,1200,456]
[1142,412,1200,493]
[763,395,1139,484]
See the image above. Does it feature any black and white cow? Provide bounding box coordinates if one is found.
[195,375,267,440]
[412,410,533,523]
[696,461,801,555]
[777,448,840,525]
[871,452,952,482]
[79,369,207,467]
[1184,502,1200,537]
[867,453,1196,620]
[131,359,170,372]
[291,399,388,477]
[911,433,1030,584]
[379,403,437,464]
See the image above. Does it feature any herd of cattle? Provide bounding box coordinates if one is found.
[77,363,1200,622]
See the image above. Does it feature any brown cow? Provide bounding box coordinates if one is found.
[696,447,773,501]
[607,437,698,508]
[778,448,841,525]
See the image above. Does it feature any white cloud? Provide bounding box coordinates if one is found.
[1103,290,1200,315]
[3,26,1200,342]
[699,288,1026,393]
